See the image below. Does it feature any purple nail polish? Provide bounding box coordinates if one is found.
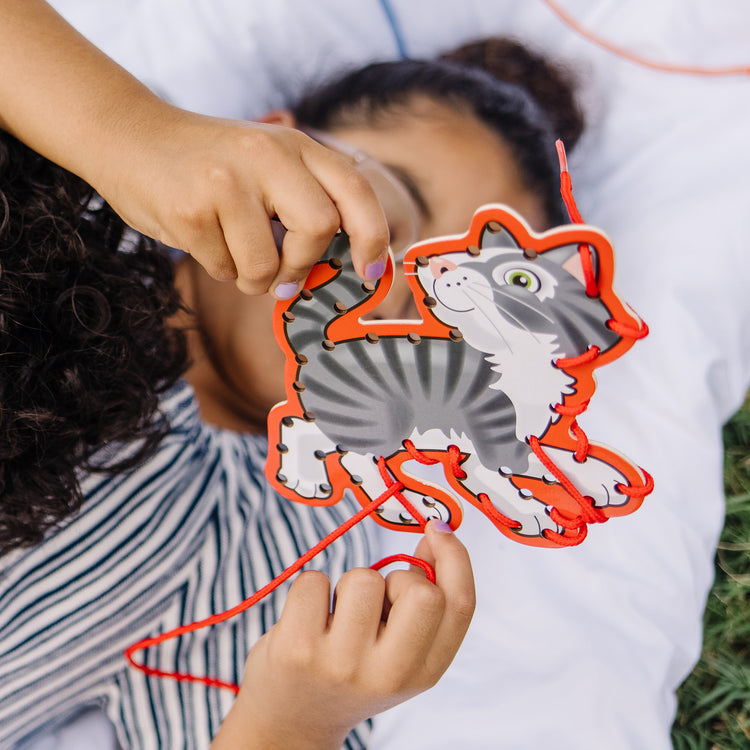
[274,282,299,299]
[365,258,386,280]
[430,520,454,533]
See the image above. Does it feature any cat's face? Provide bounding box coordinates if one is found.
[421,247,565,354]
[414,219,620,360]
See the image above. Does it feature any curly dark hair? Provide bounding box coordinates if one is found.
[0,130,189,552]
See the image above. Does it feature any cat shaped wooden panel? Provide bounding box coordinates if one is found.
[265,205,652,548]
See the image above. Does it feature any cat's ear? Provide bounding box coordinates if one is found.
[479,221,520,250]
[543,243,600,287]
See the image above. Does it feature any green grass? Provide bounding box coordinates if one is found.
[672,399,750,749]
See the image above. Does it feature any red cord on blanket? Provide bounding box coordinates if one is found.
[542,0,750,78]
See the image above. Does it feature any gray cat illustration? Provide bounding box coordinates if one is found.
[266,206,651,547]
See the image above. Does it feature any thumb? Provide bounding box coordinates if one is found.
[420,521,475,610]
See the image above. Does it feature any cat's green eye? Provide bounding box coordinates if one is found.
[504,269,541,292]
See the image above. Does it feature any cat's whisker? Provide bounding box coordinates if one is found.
[483,282,557,326]
[462,291,518,353]
[466,281,553,345]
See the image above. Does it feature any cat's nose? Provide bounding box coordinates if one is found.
[429,256,458,279]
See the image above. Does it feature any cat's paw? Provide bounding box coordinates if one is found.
[278,418,336,499]
[339,452,461,529]
[373,489,456,528]
[460,461,559,537]
[276,468,333,499]
[530,447,629,508]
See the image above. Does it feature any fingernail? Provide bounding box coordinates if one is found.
[429,520,454,534]
[364,257,386,280]
[274,282,299,299]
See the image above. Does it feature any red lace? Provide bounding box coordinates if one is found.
[124,451,446,693]
[541,0,750,78]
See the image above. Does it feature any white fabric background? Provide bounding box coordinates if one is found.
[37,1,750,748]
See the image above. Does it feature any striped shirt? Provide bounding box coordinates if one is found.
[0,383,373,749]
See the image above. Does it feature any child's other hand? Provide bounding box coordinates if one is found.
[212,521,475,750]
[91,109,390,297]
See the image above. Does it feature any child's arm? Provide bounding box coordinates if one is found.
[211,521,475,750]
[0,0,389,296]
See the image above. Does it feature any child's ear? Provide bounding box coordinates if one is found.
[259,110,298,128]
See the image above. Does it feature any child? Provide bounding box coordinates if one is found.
[0,129,473,749]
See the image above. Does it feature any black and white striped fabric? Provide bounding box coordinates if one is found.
[0,383,373,749]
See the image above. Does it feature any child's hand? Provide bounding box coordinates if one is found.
[0,2,390,298]
[211,521,475,750]
[90,109,391,297]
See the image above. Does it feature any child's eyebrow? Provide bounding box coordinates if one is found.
[385,163,432,222]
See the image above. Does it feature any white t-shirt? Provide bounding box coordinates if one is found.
[37,1,750,748]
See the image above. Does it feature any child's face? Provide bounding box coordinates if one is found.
[180,96,548,432]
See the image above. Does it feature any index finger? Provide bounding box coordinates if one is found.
[298,139,390,281]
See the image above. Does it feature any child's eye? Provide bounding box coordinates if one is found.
[503,268,541,292]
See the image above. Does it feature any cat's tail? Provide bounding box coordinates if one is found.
[283,233,379,362]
